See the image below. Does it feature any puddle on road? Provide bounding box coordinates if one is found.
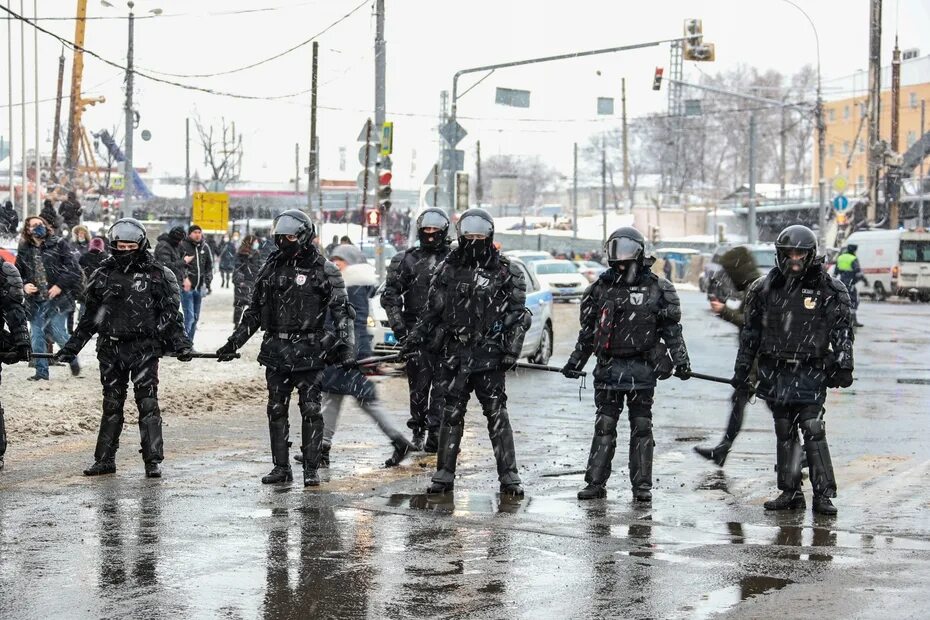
[686,576,793,619]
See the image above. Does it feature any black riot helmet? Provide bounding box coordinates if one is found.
[272,209,315,256]
[416,208,450,249]
[456,208,495,263]
[605,227,646,282]
[774,224,818,277]
[107,218,149,264]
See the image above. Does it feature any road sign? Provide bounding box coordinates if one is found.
[440,120,467,147]
[441,149,465,171]
[832,176,848,193]
[358,144,379,166]
[356,169,374,192]
[832,195,850,212]
[424,187,450,207]
[357,119,374,142]
[192,192,230,232]
[380,121,393,156]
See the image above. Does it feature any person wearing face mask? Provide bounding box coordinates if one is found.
[56,218,193,478]
[732,225,854,515]
[15,216,82,380]
[381,207,452,453]
[154,225,188,286]
[232,234,262,325]
[562,227,691,502]
[215,210,356,487]
[406,208,531,497]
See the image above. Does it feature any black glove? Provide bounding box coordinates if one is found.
[561,354,585,379]
[55,349,77,364]
[401,333,421,355]
[674,364,692,380]
[501,355,518,371]
[216,341,238,362]
[730,372,751,393]
[15,344,32,363]
[826,367,853,388]
[176,347,194,362]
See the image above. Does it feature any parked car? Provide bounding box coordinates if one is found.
[574,259,607,283]
[531,259,589,301]
[842,229,906,301]
[896,230,930,302]
[503,250,553,266]
[699,244,776,292]
[357,240,398,264]
[369,257,555,364]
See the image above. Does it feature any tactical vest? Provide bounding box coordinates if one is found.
[760,279,830,360]
[441,262,507,338]
[405,250,442,318]
[98,266,162,337]
[262,261,328,333]
[596,280,660,357]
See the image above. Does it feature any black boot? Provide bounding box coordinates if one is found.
[384,437,415,468]
[137,395,164,466]
[426,480,453,494]
[411,429,425,452]
[299,405,325,471]
[629,416,654,498]
[261,466,293,484]
[487,407,522,492]
[800,418,837,500]
[577,484,607,500]
[94,397,126,465]
[144,462,162,478]
[319,444,330,468]
[84,460,116,476]
[500,482,524,497]
[764,490,806,510]
[303,462,320,487]
[431,418,463,492]
[424,427,440,454]
[633,489,653,502]
[694,441,731,467]
[774,420,803,493]
[812,495,837,515]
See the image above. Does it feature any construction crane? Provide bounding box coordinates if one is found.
[63,0,104,187]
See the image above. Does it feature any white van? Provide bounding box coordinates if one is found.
[842,230,905,301]
[896,231,930,302]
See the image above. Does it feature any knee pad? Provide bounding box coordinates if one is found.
[629,416,652,438]
[442,403,466,427]
[773,417,796,441]
[800,418,826,442]
[593,413,619,436]
[136,397,160,418]
[102,395,125,416]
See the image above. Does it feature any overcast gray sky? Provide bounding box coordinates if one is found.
[3,0,929,189]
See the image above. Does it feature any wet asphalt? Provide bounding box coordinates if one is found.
[1,291,929,619]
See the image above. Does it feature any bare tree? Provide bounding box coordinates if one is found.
[480,155,561,209]
[194,116,243,189]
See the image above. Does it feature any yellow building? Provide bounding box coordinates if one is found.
[816,53,930,193]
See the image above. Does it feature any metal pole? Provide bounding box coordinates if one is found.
[20,0,26,217]
[865,0,882,224]
[51,48,65,172]
[748,111,758,245]
[572,142,578,239]
[817,95,827,247]
[32,0,38,212]
[184,117,190,199]
[621,77,629,208]
[601,134,607,245]
[123,6,135,214]
[779,105,787,200]
[889,38,901,229]
[6,0,13,212]
[920,100,926,229]
[308,41,318,215]
[294,143,300,195]
[374,0,386,280]
[475,139,482,208]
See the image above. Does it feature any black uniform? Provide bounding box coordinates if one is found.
[381,210,451,449]
[409,208,529,495]
[733,225,854,515]
[0,260,32,471]
[59,219,191,477]
[216,210,354,487]
[564,227,690,501]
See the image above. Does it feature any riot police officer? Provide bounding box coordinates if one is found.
[57,218,193,478]
[407,208,530,497]
[215,210,355,487]
[0,258,32,472]
[732,225,854,515]
[562,227,691,502]
[381,207,452,452]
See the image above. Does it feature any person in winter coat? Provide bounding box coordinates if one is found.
[294,244,415,470]
[71,225,91,256]
[154,226,187,285]
[219,233,238,288]
[15,216,82,380]
[0,201,19,236]
[232,234,262,325]
[40,200,63,234]
[179,225,214,341]
[79,237,107,280]
[58,191,83,231]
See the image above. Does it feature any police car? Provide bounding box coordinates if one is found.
[369,257,555,364]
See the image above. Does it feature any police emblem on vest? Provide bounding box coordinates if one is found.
[295,274,307,286]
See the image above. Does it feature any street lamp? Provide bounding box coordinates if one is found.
[781,0,827,249]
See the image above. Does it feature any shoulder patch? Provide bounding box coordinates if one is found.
[1,261,21,279]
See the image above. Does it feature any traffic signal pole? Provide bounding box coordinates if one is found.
[374,0,386,281]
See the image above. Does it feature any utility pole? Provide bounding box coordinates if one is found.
[32,0,38,211]
[601,134,607,245]
[779,106,787,200]
[184,117,190,199]
[748,111,758,245]
[308,40,318,216]
[889,37,901,229]
[51,48,65,171]
[294,143,300,195]
[123,5,135,214]
[621,77,630,208]
[65,0,87,176]
[20,0,26,216]
[6,0,14,212]
[865,0,882,224]
[572,142,578,239]
[374,0,386,280]
[475,139,482,208]
[920,100,926,229]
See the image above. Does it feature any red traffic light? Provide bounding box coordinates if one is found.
[366,209,381,226]
[652,67,664,91]
[378,171,392,185]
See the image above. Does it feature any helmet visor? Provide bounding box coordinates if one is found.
[418,210,449,230]
[458,215,493,239]
[272,213,306,236]
[606,237,642,262]
[108,220,146,245]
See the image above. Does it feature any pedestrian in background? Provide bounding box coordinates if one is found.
[233,234,262,325]
[154,225,187,286]
[219,233,237,288]
[58,191,83,231]
[0,201,17,236]
[40,200,62,234]
[179,225,213,341]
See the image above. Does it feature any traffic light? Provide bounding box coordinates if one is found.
[652,67,664,91]
[683,18,715,61]
[378,170,392,212]
[366,208,381,237]
[101,198,111,224]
